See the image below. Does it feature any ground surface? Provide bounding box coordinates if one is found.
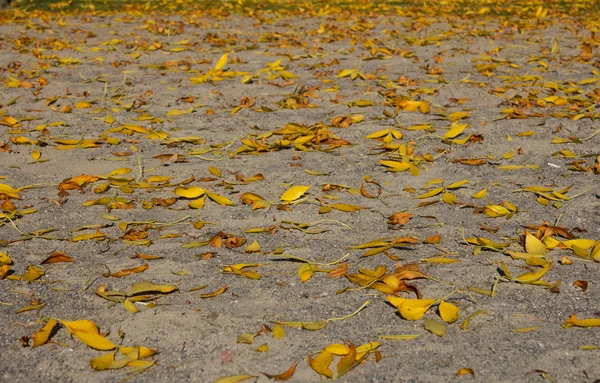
[1,1,600,382]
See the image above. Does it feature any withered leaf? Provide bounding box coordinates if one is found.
[41,252,74,264]
[104,264,149,278]
[388,212,413,225]
[263,361,298,381]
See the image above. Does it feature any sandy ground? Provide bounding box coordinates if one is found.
[1,3,600,382]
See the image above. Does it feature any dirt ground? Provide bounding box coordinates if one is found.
[1,1,600,382]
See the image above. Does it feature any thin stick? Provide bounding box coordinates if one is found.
[328,300,370,321]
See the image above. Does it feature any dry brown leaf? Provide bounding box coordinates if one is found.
[104,264,149,278]
[41,252,74,264]
[262,361,298,381]
[388,212,413,225]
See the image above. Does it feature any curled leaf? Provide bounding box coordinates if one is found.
[32,318,57,347]
[438,300,460,323]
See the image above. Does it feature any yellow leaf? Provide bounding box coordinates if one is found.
[421,257,460,264]
[298,263,314,283]
[301,321,328,330]
[32,318,57,347]
[304,169,329,176]
[272,324,285,340]
[448,111,470,121]
[236,333,255,344]
[124,360,156,374]
[123,299,140,313]
[365,129,391,139]
[206,189,235,206]
[579,345,598,350]
[309,350,334,379]
[551,37,560,54]
[444,123,467,138]
[378,334,420,340]
[456,368,475,377]
[525,232,547,255]
[239,192,271,211]
[511,326,540,333]
[514,261,552,284]
[336,342,357,377]
[461,310,487,330]
[379,160,410,172]
[330,203,368,212]
[208,166,222,177]
[214,53,229,71]
[0,252,12,266]
[108,167,132,176]
[337,69,354,78]
[22,265,44,282]
[441,191,456,205]
[255,343,269,352]
[398,100,423,112]
[280,185,311,202]
[424,319,446,336]
[70,232,107,242]
[446,180,469,189]
[562,314,600,328]
[245,241,261,253]
[200,285,228,299]
[562,239,597,250]
[390,297,436,320]
[104,114,115,124]
[424,179,443,188]
[591,242,600,262]
[15,302,46,313]
[484,204,510,217]
[165,107,194,117]
[472,188,487,199]
[89,351,119,371]
[188,196,205,209]
[578,78,597,85]
[174,186,205,199]
[31,150,41,161]
[75,101,91,109]
[439,300,459,323]
[127,281,177,296]
[61,320,116,351]
[119,346,157,359]
[417,187,444,199]
[0,183,19,199]
[348,99,374,107]
[324,343,350,355]
[355,341,380,355]
[212,375,256,383]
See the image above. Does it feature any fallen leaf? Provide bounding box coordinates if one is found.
[32,319,57,347]
[40,252,74,264]
[280,185,311,202]
[456,368,475,377]
[200,285,228,298]
[212,375,256,383]
[61,319,116,351]
[309,350,334,379]
[104,264,149,278]
[562,314,600,328]
[262,361,297,381]
[438,300,460,323]
[388,212,413,225]
[424,318,446,337]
